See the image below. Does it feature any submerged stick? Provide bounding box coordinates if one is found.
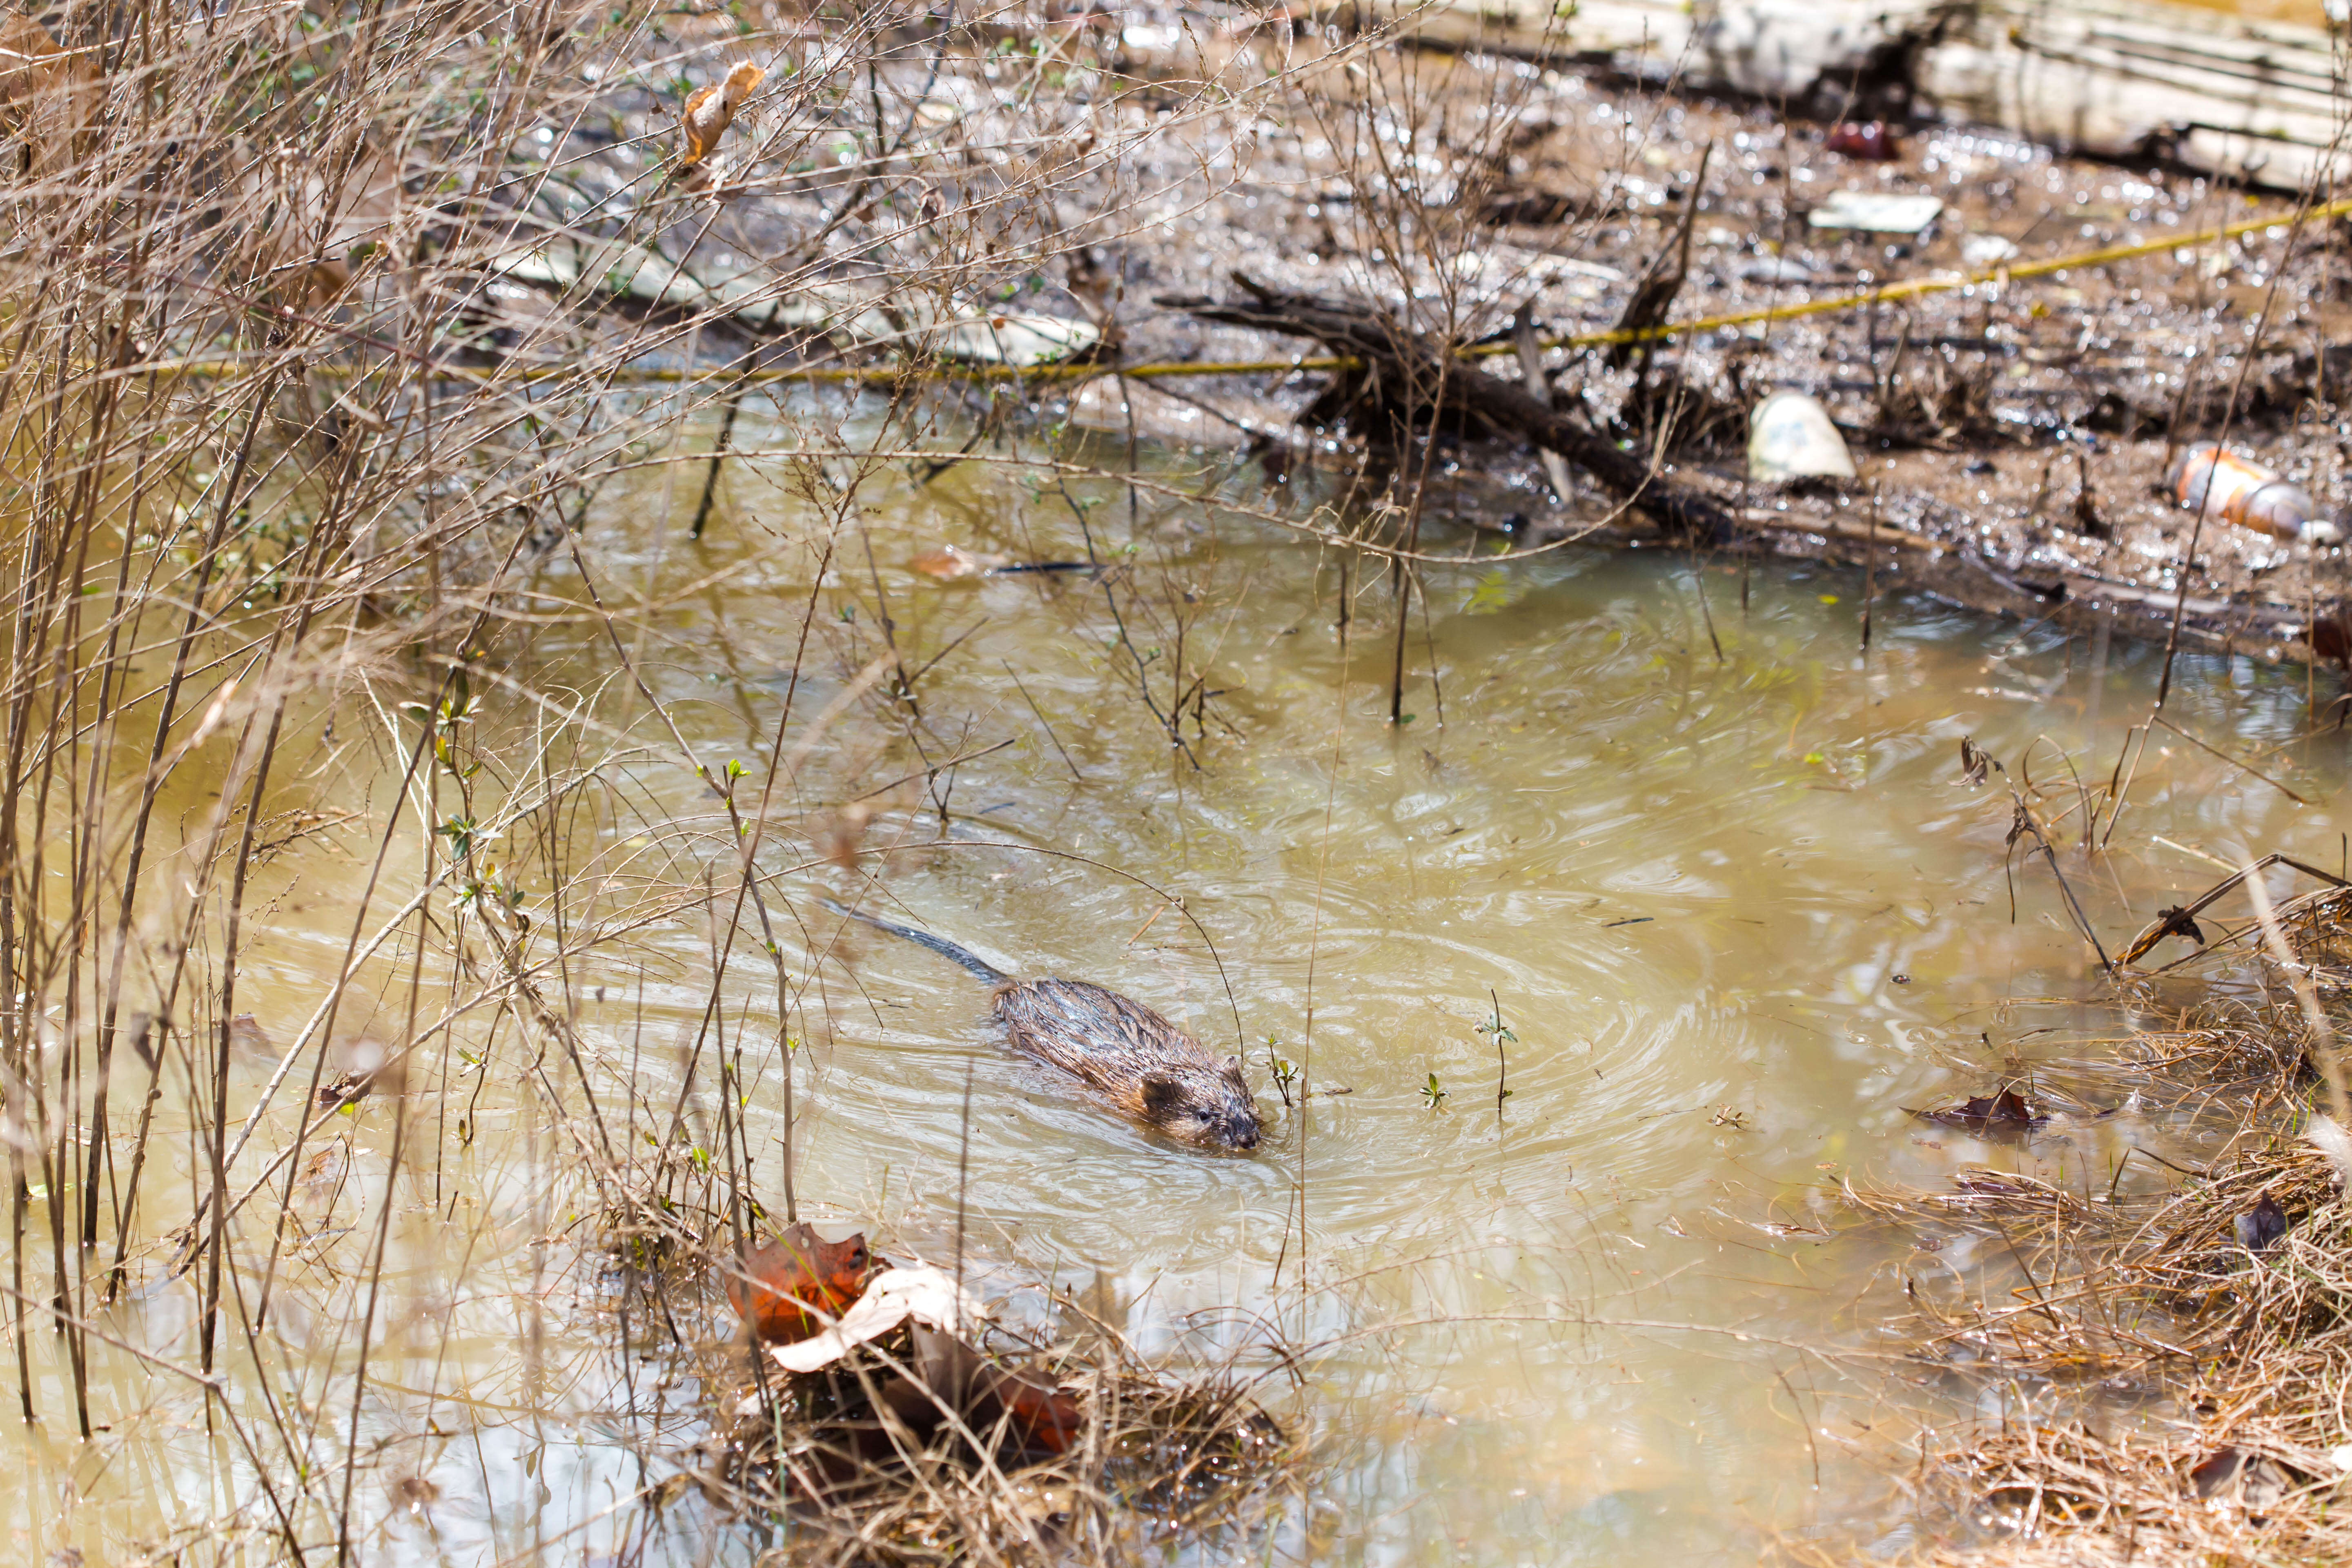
[2149,713,2312,805]
[690,349,759,539]
[1002,659,1084,782]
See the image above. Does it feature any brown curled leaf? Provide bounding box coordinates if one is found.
[679,60,764,167]
[0,13,99,177]
[1908,1086,2044,1136]
[908,1325,1085,1456]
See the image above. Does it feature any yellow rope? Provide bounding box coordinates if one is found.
[145,193,2352,390]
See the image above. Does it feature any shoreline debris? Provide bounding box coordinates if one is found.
[1748,391,1858,482]
[2169,442,2341,546]
[1805,190,1943,235]
[1164,276,1739,541]
[1907,1085,2047,1137]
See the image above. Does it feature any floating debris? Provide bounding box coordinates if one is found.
[1736,254,1815,285]
[2234,1191,2289,1254]
[1960,232,2021,268]
[911,544,1007,579]
[728,1224,872,1344]
[766,1262,982,1373]
[483,236,1100,367]
[1909,1086,2044,1136]
[1824,120,1899,160]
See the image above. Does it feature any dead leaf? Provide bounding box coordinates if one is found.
[728,1223,870,1344]
[1909,1087,2044,1136]
[2121,904,2207,966]
[906,1325,1084,1456]
[388,1474,439,1514]
[911,544,1006,580]
[680,61,764,167]
[230,141,405,311]
[0,14,98,178]
[2191,1446,2299,1513]
[2234,1190,2288,1253]
[297,1140,348,1203]
[767,1263,984,1372]
[314,1073,369,1112]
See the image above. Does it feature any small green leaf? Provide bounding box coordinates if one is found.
[1463,567,1512,615]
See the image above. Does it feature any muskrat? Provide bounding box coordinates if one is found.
[817,896,1261,1151]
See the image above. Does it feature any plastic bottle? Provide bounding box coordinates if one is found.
[2169,443,2341,544]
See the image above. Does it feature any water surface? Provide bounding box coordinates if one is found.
[5,413,2344,1565]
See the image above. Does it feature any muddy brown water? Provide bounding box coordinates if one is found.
[5,412,2349,1564]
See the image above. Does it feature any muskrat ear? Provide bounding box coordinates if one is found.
[1223,1054,1245,1081]
[1140,1074,1183,1115]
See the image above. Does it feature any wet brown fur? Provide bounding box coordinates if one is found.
[989,977,1257,1147]
[817,897,1261,1150]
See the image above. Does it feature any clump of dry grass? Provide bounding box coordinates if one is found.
[720,1335,1294,1568]
[613,1222,1299,1568]
[1823,880,2352,1564]
[1900,1134,2352,1566]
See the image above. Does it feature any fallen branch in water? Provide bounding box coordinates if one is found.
[1159,274,1737,543]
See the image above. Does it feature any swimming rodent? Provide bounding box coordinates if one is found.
[817,895,1261,1152]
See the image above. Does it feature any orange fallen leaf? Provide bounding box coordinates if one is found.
[729,1223,870,1343]
[680,61,764,167]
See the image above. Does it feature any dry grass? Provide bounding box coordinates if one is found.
[714,1322,1296,1566]
[1809,886,2352,1565]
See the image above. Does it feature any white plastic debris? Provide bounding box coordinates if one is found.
[767,1265,987,1375]
[1960,233,2020,268]
[1806,191,1944,235]
[1737,254,1814,285]
[1747,391,1857,482]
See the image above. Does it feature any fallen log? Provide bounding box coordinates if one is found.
[1312,0,2348,192]
[1159,274,1737,543]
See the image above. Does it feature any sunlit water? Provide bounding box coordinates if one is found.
[4,404,2347,1566]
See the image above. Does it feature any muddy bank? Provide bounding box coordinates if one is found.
[329,0,2352,676]
[1043,36,2352,677]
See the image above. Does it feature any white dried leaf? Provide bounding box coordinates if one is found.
[767,1265,984,1374]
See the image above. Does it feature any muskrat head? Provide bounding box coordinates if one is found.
[1139,1056,1261,1151]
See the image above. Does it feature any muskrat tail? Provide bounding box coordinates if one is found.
[815,895,1009,984]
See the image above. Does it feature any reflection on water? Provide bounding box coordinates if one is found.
[4,413,2346,1564]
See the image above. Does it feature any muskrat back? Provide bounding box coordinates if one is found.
[819,897,1260,1151]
